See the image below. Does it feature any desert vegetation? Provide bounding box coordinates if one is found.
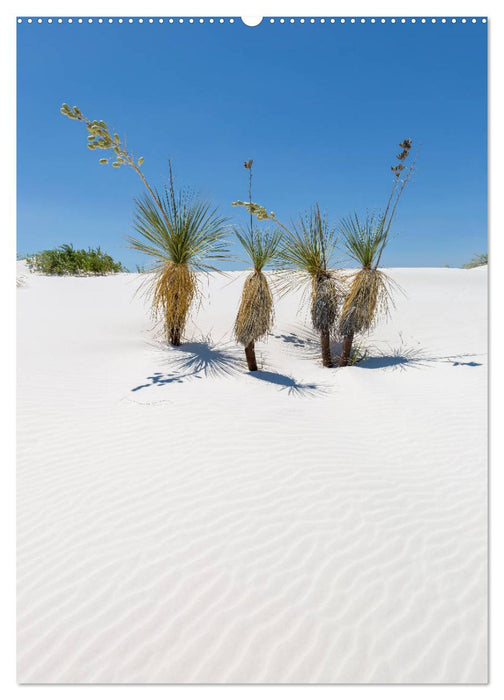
[337,213,396,366]
[462,253,487,269]
[234,161,282,371]
[232,200,341,367]
[24,244,127,275]
[337,139,414,365]
[61,104,229,345]
[278,208,340,367]
[127,165,229,345]
[59,103,420,368]
[234,140,415,368]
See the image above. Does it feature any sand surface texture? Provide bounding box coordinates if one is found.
[17,264,487,683]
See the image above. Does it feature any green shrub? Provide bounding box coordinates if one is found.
[462,253,487,269]
[25,244,128,275]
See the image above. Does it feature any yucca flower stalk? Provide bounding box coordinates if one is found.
[234,161,282,371]
[60,103,167,224]
[338,139,415,366]
[128,165,230,345]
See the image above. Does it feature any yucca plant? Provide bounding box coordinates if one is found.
[338,213,396,365]
[128,166,229,345]
[61,103,230,345]
[233,160,282,371]
[278,205,340,367]
[234,226,282,371]
[338,139,415,366]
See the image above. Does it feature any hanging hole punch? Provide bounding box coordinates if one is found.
[241,17,263,27]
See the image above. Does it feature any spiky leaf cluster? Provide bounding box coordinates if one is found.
[339,212,387,268]
[235,227,283,272]
[278,205,338,279]
[128,180,230,273]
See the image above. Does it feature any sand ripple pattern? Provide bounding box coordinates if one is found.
[17,268,487,683]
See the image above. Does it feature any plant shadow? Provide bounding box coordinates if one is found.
[358,345,483,371]
[132,336,242,391]
[250,370,330,398]
[273,327,483,372]
[173,340,242,378]
[272,325,342,362]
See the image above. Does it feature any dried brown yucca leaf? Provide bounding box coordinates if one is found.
[311,271,341,334]
[339,267,394,337]
[234,270,274,348]
[149,262,197,345]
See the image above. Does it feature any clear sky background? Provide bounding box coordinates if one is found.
[17,17,487,270]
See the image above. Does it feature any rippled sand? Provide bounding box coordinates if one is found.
[17,264,487,683]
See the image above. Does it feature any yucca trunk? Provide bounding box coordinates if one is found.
[338,332,354,367]
[244,341,258,371]
[311,272,338,368]
[167,289,184,345]
[320,330,332,367]
[169,326,182,346]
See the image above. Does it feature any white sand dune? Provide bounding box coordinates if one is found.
[17,262,487,683]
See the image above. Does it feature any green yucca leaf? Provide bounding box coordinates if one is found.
[138,157,145,166]
[278,205,338,278]
[127,180,230,273]
[339,212,387,268]
[235,226,283,271]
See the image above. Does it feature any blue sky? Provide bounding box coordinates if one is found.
[17,18,487,269]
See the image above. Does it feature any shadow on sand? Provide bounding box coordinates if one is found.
[132,336,330,397]
[132,338,242,391]
[272,326,342,363]
[358,346,483,371]
[249,370,329,398]
[131,332,483,394]
[273,327,483,372]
